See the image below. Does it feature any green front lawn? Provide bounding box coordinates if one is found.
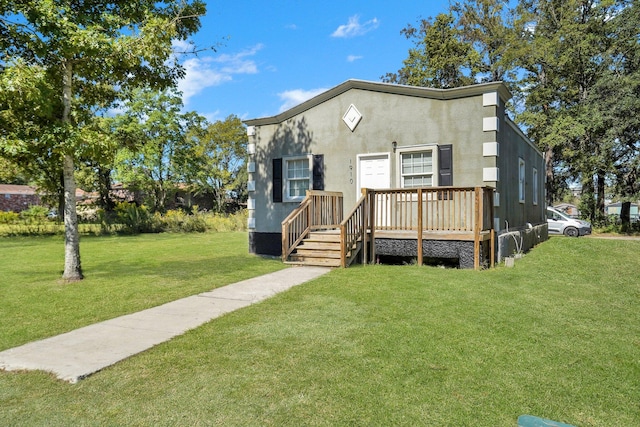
[0,232,285,349]
[1,234,639,426]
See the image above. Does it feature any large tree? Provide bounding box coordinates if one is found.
[382,13,479,88]
[516,0,632,218]
[187,115,248,213]
[114,89,206,213]
[384,1,520,88]
[386,0,639,223]
[450,0,520,84]
[0,0,205,280]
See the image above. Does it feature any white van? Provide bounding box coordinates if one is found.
[546,207,592,237]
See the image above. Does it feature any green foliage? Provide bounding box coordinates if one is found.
[383,13,480,88]
[113,89,208,213]
[18,205,49,222]
[204,209,248,232]
[113,202,158,234]
[0,211,19,224]
[187,115,248,212]
[158,210,207,233]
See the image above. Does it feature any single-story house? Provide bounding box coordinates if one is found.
[0,184,41,212]
[605,202,639,222]
[553,203,580,218]
[0,184,97,212]
[244,79,547,268]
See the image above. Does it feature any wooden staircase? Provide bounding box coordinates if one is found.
[286,230,343,267]
[282,190,368,268]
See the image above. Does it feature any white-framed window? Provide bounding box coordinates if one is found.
[399,147,436,188]
[518,158,525,203]
[284,155,311,202]
[532,167,538,205]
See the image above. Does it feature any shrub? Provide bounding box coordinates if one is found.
[90,204,247,234]
[0,211,20,224]
[19,205,49,222]
[158,210,207,233]
[205,210,248,232]
[114,202,158,234]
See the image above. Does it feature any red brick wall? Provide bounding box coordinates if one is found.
[0,194,41,212]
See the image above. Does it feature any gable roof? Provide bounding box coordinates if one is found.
[0,184,93,199]
[0,184,37,195]
[245,79,512,126]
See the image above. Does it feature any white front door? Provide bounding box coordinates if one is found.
[358,154,391,228]
[357,153,391,193]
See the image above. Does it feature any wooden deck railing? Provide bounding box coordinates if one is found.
[368,187,493,232]
[281,190,343,261]
[339,192,368,267]
[364,187,494,268]
[282,187,494,269]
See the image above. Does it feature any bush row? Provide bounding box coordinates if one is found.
[0,203,248,235]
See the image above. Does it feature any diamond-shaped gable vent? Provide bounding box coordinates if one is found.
[342,104,362,131]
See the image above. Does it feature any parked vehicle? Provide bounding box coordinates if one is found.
[546,207,592,237]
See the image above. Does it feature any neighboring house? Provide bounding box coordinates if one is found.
[0,184,41,212]
[553,203,580,218]
[244,80,547,268]
[0,184,96,212]
[605,202,639,221]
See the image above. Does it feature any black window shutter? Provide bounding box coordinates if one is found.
[272,158,283,203]
[438,145,453,186]
[312,154,324,190]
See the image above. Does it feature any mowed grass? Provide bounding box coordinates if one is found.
[1,235,639,426]
[0,232,285,349]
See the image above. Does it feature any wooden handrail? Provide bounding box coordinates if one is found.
[281,196,312,261]
[281,190,344,262]
[339,191,368,267]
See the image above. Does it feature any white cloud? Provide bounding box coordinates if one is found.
[347,54,363,62]
[331,15,379,38]
[176,43,264,105]
[278,88,328,113]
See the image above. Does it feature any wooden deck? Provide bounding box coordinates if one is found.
[282,187,495,269]
[373,229,493,241]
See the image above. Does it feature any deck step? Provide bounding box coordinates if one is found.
[294,248,341,259]
[307,232,341,243]
[296,241,341,251]
[286,257,342,267]
[285,229,359,268]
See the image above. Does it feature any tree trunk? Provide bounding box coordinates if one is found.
[545,146,555,205]
[61,59,83,281]
[98,166,115,212]
[62,153,83,281]
[621,201,631,232]
[596,170,606,223]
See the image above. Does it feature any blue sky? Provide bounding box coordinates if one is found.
[175,0,451,122]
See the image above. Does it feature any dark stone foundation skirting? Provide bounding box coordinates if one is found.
[249,231,492,269]
[375,238,480,269]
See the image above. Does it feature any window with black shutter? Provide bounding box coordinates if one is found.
[438,144,453,186]
[312,154,324,190]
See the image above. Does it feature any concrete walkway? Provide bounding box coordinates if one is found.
[0,266,331,383]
